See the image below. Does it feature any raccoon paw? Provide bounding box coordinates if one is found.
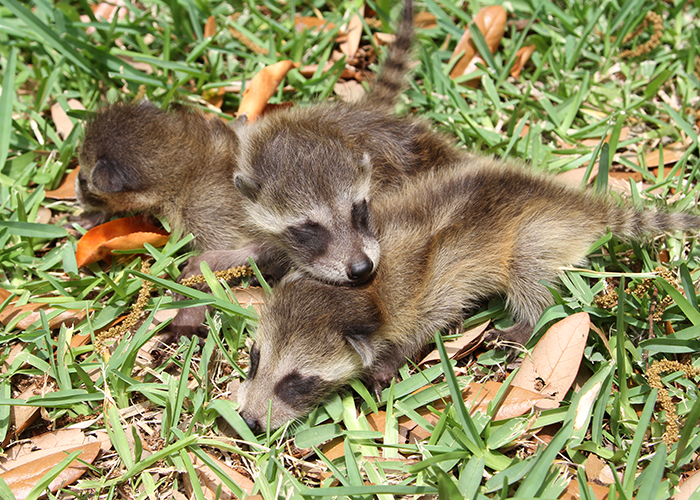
[483,322,533,347]
[160,306,209,344]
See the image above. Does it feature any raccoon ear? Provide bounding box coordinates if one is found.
[343,324,378,368]
[234,174,261,201]
[91,159,145,193]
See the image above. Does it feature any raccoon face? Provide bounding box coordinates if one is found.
[237,275,382,431]
[235,125,382,283]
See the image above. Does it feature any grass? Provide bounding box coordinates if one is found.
[1,0,700,498]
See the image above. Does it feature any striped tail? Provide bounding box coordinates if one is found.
[362,0,414,110]
[608,206,700,239]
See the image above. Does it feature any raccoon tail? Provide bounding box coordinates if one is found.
[362,0,414,110]
[608,205,700,240]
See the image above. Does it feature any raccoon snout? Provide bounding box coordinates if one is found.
[347,258,374,281]
[241,413,263,434]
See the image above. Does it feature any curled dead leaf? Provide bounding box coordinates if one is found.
[44,167,80,200]
[511,312,590,400]
[50,99,86,140]
[419,321,489,365]
[75,215,169,268]
[414,11,437,29]
[1,442,101,500]
[237,60,299,123]
[510,44,536,78]
[450,6,506,80]
[204,15,216,38]
[339,4,365,58]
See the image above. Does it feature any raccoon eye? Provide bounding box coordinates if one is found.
[351,200,370,230]
[247,344,260,380]
[286,222,330,258]
[273,370,323,405]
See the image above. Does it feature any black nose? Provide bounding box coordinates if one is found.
[347,259,374,281]
[241,414,262,434]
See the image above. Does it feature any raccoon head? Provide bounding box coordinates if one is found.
[76,102,180,217]
[237,274,382,432]
[235,119,381,283]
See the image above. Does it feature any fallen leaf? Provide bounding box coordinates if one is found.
[4,429,111,464]
[1,343,28,374]
[339,4,365,58]
[643,146,684,168]
[414,11,437,29]
[237,60,299,123]
[449,6,506,79]
[204,15,216,38]
[374,32,395,46]
[419,321,489,365]
[75,215,170,268]
[203,87,226,109]
[294,15,335,32]
[230,287,265,313]
[321,436,345,461]
[0,299,86,331]
[556,165,599,187]
[511,312,590,400]
[1,442,101,500]
[35,207,52,225]
[51,99,86,140]
[510,44,536,78]
[299,63,357,80]
[334,79,366,102]
[584,454,619,485]
[677,470,700,500]
[183,451,254,500]
[608,170,644,183]
[560,478,610,500]
[5,383,55,445]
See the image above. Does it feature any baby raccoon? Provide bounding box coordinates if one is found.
[186,0,464,285]
[237,158,700,431]
[76,101,246,252]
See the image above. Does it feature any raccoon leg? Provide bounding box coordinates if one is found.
[484,263,557,347]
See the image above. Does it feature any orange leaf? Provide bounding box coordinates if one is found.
[294,15,335,32]
[339,4,365,59]
[414,11,437,29]
[511,312,590,401]
[75,215,169,268]
[560,479,610,500]
[1,442,101,499]
[450,6,506,80]
[237,60,299,123]
[204,15,216,38]
[510,44,536,78]
[643,146,684,168]
[44,167,79,200]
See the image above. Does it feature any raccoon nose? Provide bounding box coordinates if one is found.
[241,414,262,434]
[348,258,374,281]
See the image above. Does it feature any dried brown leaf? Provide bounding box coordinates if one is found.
[1,442,100,500]
[419,321,489,365]
[449,6,506,79]
[50,99,85,140]
[643,146,684,168]
[204,15,216,38]
[511,312,590,401]
[414,11,437,29]
[510,44,536,78]
[677,470,700,500]
[339,4,365,58]
[560,478,610,500]
[294,15,335,32]
[334,79,366,102]
[237,60,299,122]
[556,165,599,187]
[183,451,255,499]
[584,454,619,486]
[230,287,265,314]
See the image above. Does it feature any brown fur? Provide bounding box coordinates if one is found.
[192,0,465,284]
[237,157,700,431]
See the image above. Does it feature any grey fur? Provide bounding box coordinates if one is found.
[237,157,700,431]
